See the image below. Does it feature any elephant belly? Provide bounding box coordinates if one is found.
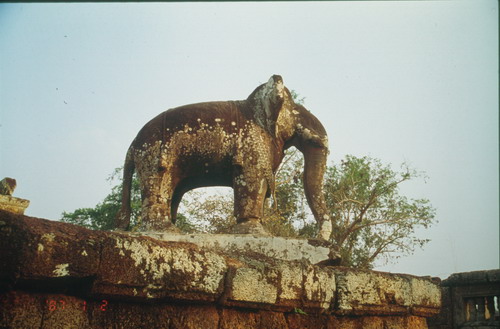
[163,125,236,172]
[176,154,234,182]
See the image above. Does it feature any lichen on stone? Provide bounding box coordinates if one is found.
[53,263,70,277]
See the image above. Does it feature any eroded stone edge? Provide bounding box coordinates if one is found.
[333,268,441,317]
[0,212,441,317]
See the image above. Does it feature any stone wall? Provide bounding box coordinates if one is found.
[428,269,500,329]
[0,210,441,328]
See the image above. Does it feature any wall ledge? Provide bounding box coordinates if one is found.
[0,210,441,328]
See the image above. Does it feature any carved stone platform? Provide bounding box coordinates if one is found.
[132,231,341,265]
[0,210,441,328]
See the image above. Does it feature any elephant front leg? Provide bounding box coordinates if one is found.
[139,174,179,232]
[231,173,269,235]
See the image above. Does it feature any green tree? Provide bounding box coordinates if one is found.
[180,189,234,234]
[61,168,141,230]
[323,156,436,268]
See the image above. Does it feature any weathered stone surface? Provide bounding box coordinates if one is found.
[0,291,44,328]
[135,231,340,264]
[441,269,500,286]
[96,234,227,301]
[335,268,411,315]
[286,313,329,329]
[0,290,223,329]
[0,195,29,215]
[0,178,30,215]
[0,210,228,302]
[230,267,278,304]
[334,267,441,317]
[1,290,433,329]
[0,210,441,328]
[427,285,453,329]
[259,310,288,329]
[219,308,261,329]
[409,275,443,315]
[304,265,336,310]
[327,315,429,329]
[0,177,16,196]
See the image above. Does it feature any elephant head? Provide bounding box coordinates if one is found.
[244,75,333,240]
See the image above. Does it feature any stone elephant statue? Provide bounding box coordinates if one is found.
[115,75,332,240]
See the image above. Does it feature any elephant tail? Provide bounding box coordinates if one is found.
[115,148,135,230]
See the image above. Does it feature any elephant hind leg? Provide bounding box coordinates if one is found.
[139,174,179,232]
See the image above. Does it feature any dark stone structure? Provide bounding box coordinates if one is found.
[114,75,333,240]
[428,269,500,329]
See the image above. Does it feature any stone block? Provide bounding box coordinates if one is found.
[0,195,29,215]
[219,309,260,329]
[303,264,336,310]
[96,233,227,301]
[0,291,43,329]
[0,209,101,288]
[229,267,278,304]
[442,269,500,286]
[286,313,329,329]
[165,305,220,329]
[409,275,442,316]
[334,268,413,315]
[134,231,340,264]
[277,262,304,302]
[223,261,337,312]
[258,311,288,329]
[40,294,91,329]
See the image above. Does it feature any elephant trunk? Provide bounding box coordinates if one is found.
[302,145,332,240]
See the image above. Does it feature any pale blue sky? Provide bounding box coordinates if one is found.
[1,1,498,278]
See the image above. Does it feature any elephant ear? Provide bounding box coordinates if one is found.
[248,75,287,136]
